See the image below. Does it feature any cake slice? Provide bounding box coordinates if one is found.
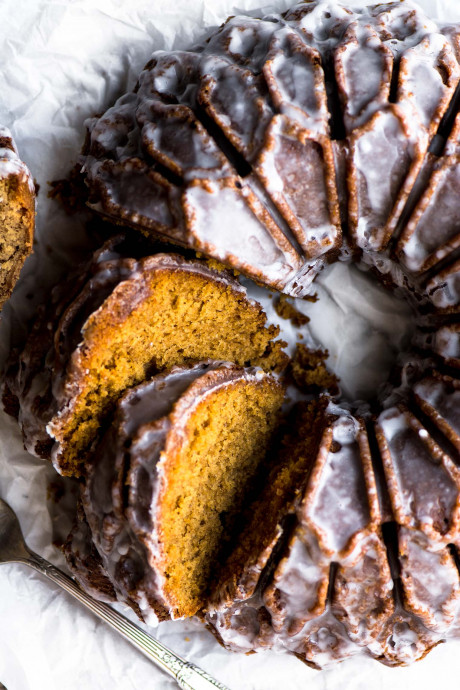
[207,399,329,613]
[81,362,225,619]
[72,362,285,620]
[2,235,146,459]
[0,127,35,310]
[4,247,286,477]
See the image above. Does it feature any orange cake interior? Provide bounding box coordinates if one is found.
[48,262,286,476]
[207,399,329,608]
[0,174,34,309]
[155,374,285,618]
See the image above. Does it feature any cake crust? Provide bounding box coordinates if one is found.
[0,126,35,310]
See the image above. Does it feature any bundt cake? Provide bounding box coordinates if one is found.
[3,236,286,477]
[0,126,35,311]
[7,0,460,673]
[81,0,460,299]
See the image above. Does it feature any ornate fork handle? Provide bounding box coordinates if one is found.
[18,550,229,690]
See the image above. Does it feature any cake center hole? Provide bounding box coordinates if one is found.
[292,262,416,402]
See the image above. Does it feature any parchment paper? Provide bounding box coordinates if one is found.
[1,1,460,689]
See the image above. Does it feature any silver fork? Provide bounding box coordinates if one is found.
[0,497,230,690]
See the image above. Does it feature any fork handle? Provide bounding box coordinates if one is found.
[19,551,229,690]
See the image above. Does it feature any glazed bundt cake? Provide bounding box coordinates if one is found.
[7,0,460,673]
[3,236,286,476]
[81,0,460,298]
[0,126,35,310]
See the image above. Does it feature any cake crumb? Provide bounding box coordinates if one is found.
[290,344,339,396]
[252,340,289,373]
[275,295,310,327]
[205,257,236,274]
[196,253,240,276]
[48,163,89,215]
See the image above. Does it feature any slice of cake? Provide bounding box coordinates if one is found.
[206,399,330,614]
[70,362,285,620]
[0,127,35,310]
[4,243,286,477]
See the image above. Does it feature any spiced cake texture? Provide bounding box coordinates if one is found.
[70,362,285,620]
[154,368,284,617]
[207,399,330,611]
[0,127,34,310]
[290,344,340,395]
[7,0,460,673]
[275,294,311,326]
[3,240,286,477]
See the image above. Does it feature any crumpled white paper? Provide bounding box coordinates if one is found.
[2,0,460,689]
